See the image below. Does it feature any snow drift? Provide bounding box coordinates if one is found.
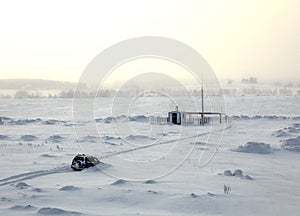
[232,142,273,154]
[222,169,254,180]
[273,123,300,137]
[281,136,300,152]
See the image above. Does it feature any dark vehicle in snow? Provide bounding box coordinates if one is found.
[71,154,102,171]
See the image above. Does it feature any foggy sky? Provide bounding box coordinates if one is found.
[0,0,299,82]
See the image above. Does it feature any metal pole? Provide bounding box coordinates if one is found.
[201,81,204,125]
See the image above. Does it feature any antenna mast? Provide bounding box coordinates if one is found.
[201,73,204,125]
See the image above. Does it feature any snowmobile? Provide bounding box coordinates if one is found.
[71,154,102,171]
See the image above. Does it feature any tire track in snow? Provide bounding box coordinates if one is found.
[100,125,231,159]
[0,166,71,186]
[0,126,230,186]
[99,132,208,159]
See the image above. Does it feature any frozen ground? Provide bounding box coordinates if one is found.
[0,95,300,215]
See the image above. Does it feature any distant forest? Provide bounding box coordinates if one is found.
[0,78,299,98]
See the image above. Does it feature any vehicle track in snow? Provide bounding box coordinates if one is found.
[99,127,224,159]
[0,126,230,186]
[0,166,71,186]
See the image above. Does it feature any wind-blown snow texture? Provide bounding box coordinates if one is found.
[0,96,300,216]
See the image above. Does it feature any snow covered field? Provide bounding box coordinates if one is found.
[0,95,300,216]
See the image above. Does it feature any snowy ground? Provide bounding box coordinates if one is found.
[0,95,300,216]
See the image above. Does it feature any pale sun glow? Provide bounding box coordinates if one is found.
[0,0,299,82]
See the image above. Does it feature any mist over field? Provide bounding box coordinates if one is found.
[1,0,299,215]
[0,78,300,98]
